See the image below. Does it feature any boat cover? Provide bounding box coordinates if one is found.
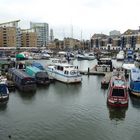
[0,84,8,95]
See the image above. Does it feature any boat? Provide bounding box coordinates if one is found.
[48,58,68,65]
[134,53,140,68]
[25,66,50,85]
[122,50,136,77]
[84,53,95,60]
[41,53,51,59]
[129,68,140,97]
[116,50,124,61]
[8,68,37,92]
[107,74,129,107]
[0,81,9,103]
[46,63,82,83]
[0,60,15,74]
[101,73,112,89]
[30,62,55,83]
[76,53,95,60]
[95,58,113,72]
[31,62,45,70]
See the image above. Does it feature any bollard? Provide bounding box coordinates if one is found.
[88,67,90,75]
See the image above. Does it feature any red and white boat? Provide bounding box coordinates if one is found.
[107,75,129,107]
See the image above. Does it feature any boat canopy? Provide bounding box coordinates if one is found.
[32,62,44,70]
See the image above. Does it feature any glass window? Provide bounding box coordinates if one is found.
[112,88,125,97]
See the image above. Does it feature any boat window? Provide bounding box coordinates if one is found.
[112,88,125,97]
[64,71,69,74]
[60,66,63,71]
[22,78,36,85]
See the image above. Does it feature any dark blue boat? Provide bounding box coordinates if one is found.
[8,68,36,92]
[129,68,140,97]
[0,83,9,103]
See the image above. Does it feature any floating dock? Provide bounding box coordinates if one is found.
[79,66,112,76]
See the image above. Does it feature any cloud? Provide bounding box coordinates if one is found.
[0,0,140,39]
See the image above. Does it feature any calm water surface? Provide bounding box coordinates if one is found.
[0,59,140,140]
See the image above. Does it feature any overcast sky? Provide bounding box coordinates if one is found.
[0,0,140,40]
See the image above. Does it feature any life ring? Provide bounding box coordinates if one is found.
[70,71,75,75]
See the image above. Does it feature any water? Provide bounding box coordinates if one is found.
[0,59,140,140]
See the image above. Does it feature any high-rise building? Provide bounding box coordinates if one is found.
[50,29,54,42]
[30,22,49,47]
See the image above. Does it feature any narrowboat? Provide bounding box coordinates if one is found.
[25,66,50,85]
[8,68,36,92]
[31,62,54,82]
[107,75,128,107]
[0,78,9,103]
[46,63,82,84]
[129,68,140,97]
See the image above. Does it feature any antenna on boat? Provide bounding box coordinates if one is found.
[71,24,73,39]
[81,30,83,41]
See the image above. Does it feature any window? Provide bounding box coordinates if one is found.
[112,88,125,97]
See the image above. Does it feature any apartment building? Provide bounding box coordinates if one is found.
[0,26,17,47]
[30,22,49,47]
[0,20,21,48]
[21,29,37,47]
[121,29,139,50]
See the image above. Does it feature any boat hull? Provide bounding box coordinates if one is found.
[107,99,128,107]
[129,90,140,97]
[0,95,9,103]
[47,70,82,84]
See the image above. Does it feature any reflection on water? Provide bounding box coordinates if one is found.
[107,105,128,121]
[51,81,82,97]
[0,103,7,112]
[130,95,140,109]
[17,90,36,101]
[0,59,140,140]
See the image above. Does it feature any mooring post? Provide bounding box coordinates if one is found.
[88,67,90,75]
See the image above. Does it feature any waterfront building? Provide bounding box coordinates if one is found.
[91,34,108,49]
[91,33,121,51]
[121,29,140,50]
[0,20,21,48]
[21,29,37,48]
[64,37,81,50]
[30,22,49,47]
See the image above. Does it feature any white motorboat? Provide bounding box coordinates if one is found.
[116,51,124,61]
[46,63,82,83]
[76,53,95,60]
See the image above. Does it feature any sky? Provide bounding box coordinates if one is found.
[0,0,140,40]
